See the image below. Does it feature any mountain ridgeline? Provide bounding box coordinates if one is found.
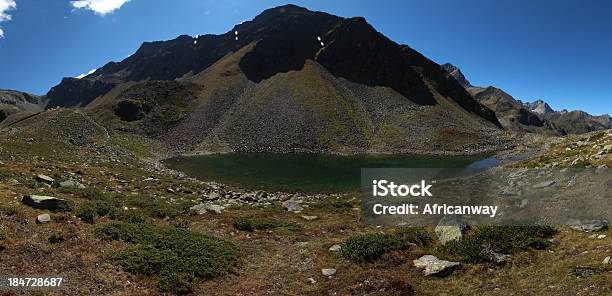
[0,90,45,123]
[35,5,512,155]
[441,63,611,135]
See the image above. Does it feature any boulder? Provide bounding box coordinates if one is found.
[321,268,336,276]
[36,213,51,224]
[328,244,341,252]
[36,174,55,184]
[59,180,85,189]
[435,216,469,245]
[189,202,225,214]
[282,199,303,213]
[22,195,70,211]
[301,215,318,221]
[568,219,609,232]
[413,255,460,276]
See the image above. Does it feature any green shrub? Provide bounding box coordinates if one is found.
[113,245,178,275]
[76,203,97,223]
[92,200,113,216]
[234,217,299,232]
[95,222,239,294]
[436,225,557,263]
[157,271,195,295]
[0,203,21,216]
[124,195,192,219]
[311,199,354,212]
[150,204,180,219]
[109,209,146,223]
[63,187,107,200]
[56,199,75,213]
[342,228,433,262]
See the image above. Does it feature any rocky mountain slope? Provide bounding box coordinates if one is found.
[0,89,45,123]
[442,63,611,135]
[44,5,509,155]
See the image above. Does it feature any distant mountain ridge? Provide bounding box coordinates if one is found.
[442,63,611,135]
[0,89,45,122]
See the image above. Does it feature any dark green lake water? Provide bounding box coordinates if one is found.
[164,153,494,193]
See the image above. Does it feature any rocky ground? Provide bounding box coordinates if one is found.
[0,111,610,295]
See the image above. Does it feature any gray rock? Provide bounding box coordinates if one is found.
[435,216,469,245]
[59,180,85,189]
[36,174,55,183]
[189,202,225,214]
[301,215,318,221]
[568,219,609,232]
[482,243,509,264]
[533,180,555,188]
[329,244,341,252]
[206,192,221,200]
[36,213,51,224]
[22,195,70,211]
[603,256,610,265]
[321,268,336,276]
[307,277,317,284]
[282,199,303,213]
[413,255,460,276]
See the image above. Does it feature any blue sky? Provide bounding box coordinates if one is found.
[0,0,610,115]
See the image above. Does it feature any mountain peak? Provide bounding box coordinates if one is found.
[526,99,555,115]
[441,63,472,88]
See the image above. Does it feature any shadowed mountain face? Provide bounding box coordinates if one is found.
[43,5,509,154]
[0,90,45,123]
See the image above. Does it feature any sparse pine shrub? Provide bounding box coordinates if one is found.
[435,225,557,263]
[56,199,75,213]
[76,187,107,200]
[234,217,299,232]
[312,199,354,212]
[173,218,190,229]
[95,221,239,293]
[48,233,65,244]
[109,209,146,224]
[0,203,21,216]
[342,228,434,263]
[150,204,179,219]
[92,200,113,216]
[113,245,178,275]
[76,202,97,223]
[157,271,195,295]
[393,227,434,247]
[0,171,12,181]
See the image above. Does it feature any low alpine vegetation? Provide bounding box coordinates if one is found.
[95,222,240,294]
[342,228,434,262]
[436,225,557,263]
[234,217,299,232]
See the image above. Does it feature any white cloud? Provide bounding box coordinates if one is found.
[71,0,131,15]
[0,0,16,38]
[76,68,98,79]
